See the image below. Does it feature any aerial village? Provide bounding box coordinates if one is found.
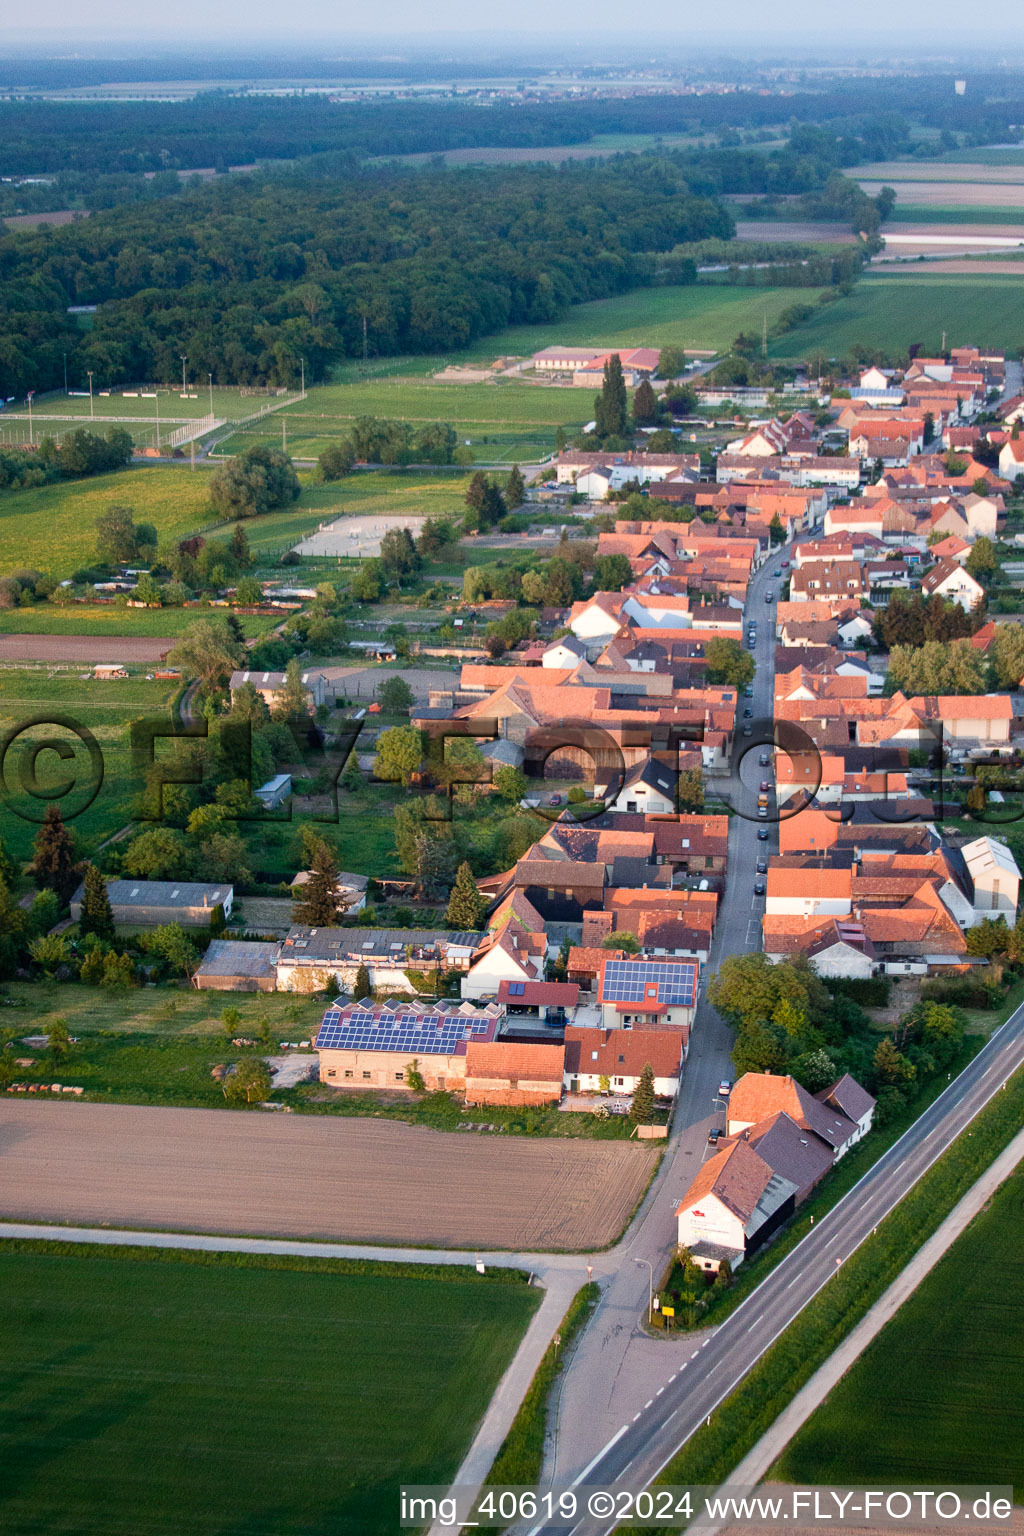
[16,340,1024,1279]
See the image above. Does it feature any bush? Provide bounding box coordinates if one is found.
[828,976,891,1007]
[921,977,1002,1010]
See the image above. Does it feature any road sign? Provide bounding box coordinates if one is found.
[661,1306,675,1319]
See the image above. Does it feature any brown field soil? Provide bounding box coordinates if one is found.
[877,258,1024,275]
[2,209,89,229]
[883,220,1024,238]
[0,1100,657,1249]
[859,180,1024,206]
[732,220,857,244]
[851,160,1024,182]
[0,634,176,662]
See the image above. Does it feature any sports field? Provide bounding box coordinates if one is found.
[767,274,1024,359]
[774,1163,1024,1499]
[0,1242,537,1536]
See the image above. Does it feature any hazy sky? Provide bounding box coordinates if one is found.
[6,2,1024,47]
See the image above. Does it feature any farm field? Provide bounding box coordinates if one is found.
[466,283,807,360]
[766,274,1024,359]
[0,1099,659,1248]
[0,466,217,579]
[862,181,1024,208]
[0,1242,536,1536]
[1,977,327,1037]
[886,206,1024,225]
[774,1164,1024,1499]
[0,604,277,638]
[240,470,474,559]
[2,384,295,422]
[0,668,175,863]
[851,159,1024,183]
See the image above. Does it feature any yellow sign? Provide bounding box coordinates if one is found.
[661,1306,675,1318]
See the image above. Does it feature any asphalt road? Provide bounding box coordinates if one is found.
[541,546,784,1484]
[532,995,1024,1535]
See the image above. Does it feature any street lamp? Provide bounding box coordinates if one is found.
[87,370,94,419]
[180,355,187,396]
[208,372,213,417]
[634,1257,653,1325]
[27,390,33,445]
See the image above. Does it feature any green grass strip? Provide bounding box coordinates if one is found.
[619,1061,1024,1531]
[0,1236,531,1287]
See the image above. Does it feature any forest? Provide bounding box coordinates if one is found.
[0,155,732,394]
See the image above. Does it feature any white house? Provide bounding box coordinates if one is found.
[568,593,625,644]
[998,439,1024,481]
[837,612,875,647]
[605,758,678,816]
[962,835,1021,920]
[675,1138,798,1272]
[542,636,589,669]
[920,559,985,612]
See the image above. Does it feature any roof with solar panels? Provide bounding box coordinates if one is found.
[315,998,502,1056]
[597,957,700,1009]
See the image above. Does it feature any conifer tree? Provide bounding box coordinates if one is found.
[353,962,372,1001]
[30,806,79,906]
[0,833,17,890]
[273,657,310,722]
[293,840,343,927]
[629,1062,656,1125]
[78,863,115,943]
[632,378,658,427]
[505,464,526,508]
[445,861,485,930]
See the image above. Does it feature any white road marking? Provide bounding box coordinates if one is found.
[569,1424,628,1487]
[747,1314,764,1332]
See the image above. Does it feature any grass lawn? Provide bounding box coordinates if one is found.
[767,274,1024,360]
[0,1243,537,1536]
[242,470,475,562]
[774,1164,1024,1499]
[10,384,296,422]
[221,376,586,465]
[0,466,217,580]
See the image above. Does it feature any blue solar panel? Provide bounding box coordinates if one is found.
[315,1007,494,1055]
[601,959,698,1008]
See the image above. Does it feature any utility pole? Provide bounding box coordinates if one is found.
[362,314,368,369]
[63,353,68,394]
[634,1257,654,1325]
[762,311,768,358]
[180,355,187,396]
[300,356,305,398]
[155,391,161,452]
[87,371,94,419]
[27,390,33,445]
[208,372,213,416]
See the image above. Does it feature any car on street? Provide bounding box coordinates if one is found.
[760,779,771,792]
[772,568,782,577]
[759,751,771,766]
[756,859,767,874]
[758,826,769,840]
[743,708,753,718]
[548,793,563,806]
[707,1127,720,1145]
[754,878,766,895]
[782,560,791,568]
[718,1080,733,1097]
[744,685,754,697]
[765,590,775,603]
[758,805,768,817]
[743,724,753,736]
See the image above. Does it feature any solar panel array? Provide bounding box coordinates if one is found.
[315,1006,495,1055]
[601,959,698,1008]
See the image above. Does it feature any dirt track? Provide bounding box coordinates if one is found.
[0,1101,656,1250]
[0,635,175,663]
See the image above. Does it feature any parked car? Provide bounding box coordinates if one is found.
[548,793,563,806]
[765,590,775,603]
[744,685,754,698]
[758,827,769,840]
[758,805,768,818]
[759,752,771,766]
[760,780,771,792]
[772,568,782,577]
[707,1127,720,1145]
[743,724,753,736]
[782,560,791,568]
[756,859,767,874]
[754,878,766,896]
[743,708,753,718]
[718,1080,733,1097]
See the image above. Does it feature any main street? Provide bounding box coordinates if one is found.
[543,541,784,1481]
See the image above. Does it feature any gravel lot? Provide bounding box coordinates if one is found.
[0,1101,657,1250]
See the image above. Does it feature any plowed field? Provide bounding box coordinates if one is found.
[0,1100,657,1250]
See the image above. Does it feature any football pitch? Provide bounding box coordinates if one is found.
[774,1163,1024,1499]
[0,1243,538,1535]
